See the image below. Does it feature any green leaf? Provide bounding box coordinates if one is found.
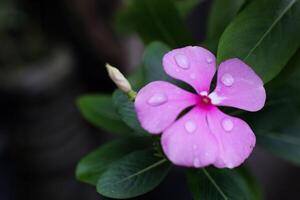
[128,65,146,90]
[143,41,171,82]
[174,0,201,17]
[114,0,194,47]
[268,49,300,89]
[206,0,246,51]
[77,95,132,135]
[112,90,148,136]
[76,138,151,185]
[187,168,255,200]
[237,167,263,200]
[257,129,300,165]
[97,149,170,199]
[245,86,300,165]
[217,0,300,83]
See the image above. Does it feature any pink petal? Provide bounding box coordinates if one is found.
[163,46,216,93]
[135,81,198,134]
[207,107,256,168]
[209,58,266,111]
[161,107,218,168]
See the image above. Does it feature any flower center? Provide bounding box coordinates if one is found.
[198,91,212,108]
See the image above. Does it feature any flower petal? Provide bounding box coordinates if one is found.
[161,107,218,168]
[135,81,198,134]
[207,107,256,168]
[209,58,266,111]
[163,46,216,93]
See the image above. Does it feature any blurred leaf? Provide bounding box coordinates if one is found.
[257,129,300,165]
[114,0,194,47]
[112,90,148,136]
[217,0,300,83]
[237,167,263,200]
[268,49,300,89]
[77,95,132,135]
[128,65,146,90]
[245,86,300,165]
[76,138,152,185]
[205,0,246,51]
[143,41,171,82]
[187,168,256,200]
[174,0,201,17]
[97,149,170,199]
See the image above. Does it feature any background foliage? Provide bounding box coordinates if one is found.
[76,0,300,199]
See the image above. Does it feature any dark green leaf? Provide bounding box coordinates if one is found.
[237,167,263,200]
[257,129,300,165]
[76,138,152,185]
[187,168,255,200]
[244,86,300,165]
[267,49,300,89]
[174,0,201,17]
[128,65,146,90]
[114,0,194,47]
[217,0,300,83]
[77,95,132,135]
[143,41,171,82]
[97,149,170,199]
[112,90,148,136]
[206,0,246,51]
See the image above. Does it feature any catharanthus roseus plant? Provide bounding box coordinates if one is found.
[135,46,266,169]
[75,0,300,199]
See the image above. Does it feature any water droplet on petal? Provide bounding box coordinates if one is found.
[227,163,234,169]
[193,145,198,150]
[206,57,213,64]
[193,158,201,167]
[147,93,168,106]
[185,120,197,133]
[175,54,190,69]
[221,73,234,86]
[222,118,234,132]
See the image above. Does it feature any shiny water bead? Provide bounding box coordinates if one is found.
[221,73,234,86]
[221,118,234,132]
[147,93,168,106]
[185,120,197,133]
[193,158,201,167]
[206,57,213,64]
[175,54,190,69]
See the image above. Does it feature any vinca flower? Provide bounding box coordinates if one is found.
[134,46,266,168]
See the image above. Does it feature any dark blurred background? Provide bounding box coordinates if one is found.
[0,0,299,199]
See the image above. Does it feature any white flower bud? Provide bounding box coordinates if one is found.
[106,63,132,93]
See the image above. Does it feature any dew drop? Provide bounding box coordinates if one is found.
[175,54,190,69]
[221,73,234,86]
[206,57,213,64]
[193,158,201,167]
[147,93,168,106]
[185,120,197,133]
[222,118,234,132]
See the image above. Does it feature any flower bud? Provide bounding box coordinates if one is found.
[106,63,132,93]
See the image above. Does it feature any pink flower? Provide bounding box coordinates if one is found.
[134,46,266,168]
